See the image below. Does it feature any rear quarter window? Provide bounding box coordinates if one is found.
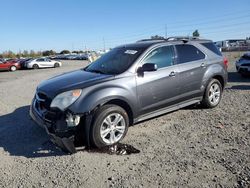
[175,44,205,64]
[201,42,222,56]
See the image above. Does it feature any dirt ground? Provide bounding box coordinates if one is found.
[0,56,249,188]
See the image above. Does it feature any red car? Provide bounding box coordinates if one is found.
[0,59,21,71]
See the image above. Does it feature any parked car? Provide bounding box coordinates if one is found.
[0,58,5,63]
[73,54,88,60]
[236,53,250,77]
[0,59,21,71]
[51,54,67,60]
[24,58,62,69]
[18,58,33,69]
[30,37,228,153]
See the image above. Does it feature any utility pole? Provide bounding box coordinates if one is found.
[165,24,168,39]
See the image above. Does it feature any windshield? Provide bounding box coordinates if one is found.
[85,47,146,74]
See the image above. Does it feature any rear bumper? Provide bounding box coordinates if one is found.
[29,99,77,153]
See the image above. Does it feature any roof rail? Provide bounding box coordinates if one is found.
[167,36,200,40]
[136,38,167,43]
[136,36,209,44]
[166,36,202,43]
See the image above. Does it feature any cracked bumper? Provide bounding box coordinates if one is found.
[29,100,77,153]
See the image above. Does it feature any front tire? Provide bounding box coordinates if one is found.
[10,66,17,72]
[201,79,222,108]
[54,63,60,68]
[33,64,39,69]
[90,105,129,148]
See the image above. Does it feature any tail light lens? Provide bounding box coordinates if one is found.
[223,57,228,69]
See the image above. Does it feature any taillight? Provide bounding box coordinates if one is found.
[223,57,228,69]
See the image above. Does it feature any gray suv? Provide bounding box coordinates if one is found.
[30,37,228,153]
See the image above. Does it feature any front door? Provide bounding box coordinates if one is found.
[136,45,180,115]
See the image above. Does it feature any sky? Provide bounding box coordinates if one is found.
[0,0,250,52]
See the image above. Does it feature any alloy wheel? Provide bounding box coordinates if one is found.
[100,113,126,144]
[208,83,221,106]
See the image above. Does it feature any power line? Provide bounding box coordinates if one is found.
[92,11,250,42]
[81,9,250,49]
[85,14,250,46]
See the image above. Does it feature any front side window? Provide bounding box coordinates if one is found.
[143,46,174,69]
[175,44,205,64]
[37,58,45,62]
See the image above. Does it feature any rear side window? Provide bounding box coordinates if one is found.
[175,44,205,64]
[201,42,222,56]
[143,46,174,69]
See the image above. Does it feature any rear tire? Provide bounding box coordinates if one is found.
[54,63,60,68]
[10,66,17,72]
[201,79,222,108]
[90,105,129,148]
[33,64,39,69]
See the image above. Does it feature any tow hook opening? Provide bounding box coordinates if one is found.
[65,113,81,127]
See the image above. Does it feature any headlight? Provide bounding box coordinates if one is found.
[50,89,82,111]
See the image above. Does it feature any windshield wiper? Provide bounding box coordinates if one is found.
[86,69,106,74]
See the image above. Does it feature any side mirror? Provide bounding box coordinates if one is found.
[140,63,157,72]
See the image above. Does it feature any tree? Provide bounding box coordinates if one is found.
[2,50,15,58]
[42,50,56,56]
[60,50,70,54]
[151,35,165,39]
[22,50,29,57]
[192,30,200,37]
[30,50,36,58]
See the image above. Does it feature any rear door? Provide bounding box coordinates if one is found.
[174,44,207,100]
[136,45,180,115]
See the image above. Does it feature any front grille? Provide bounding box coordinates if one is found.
[34,92,55,125]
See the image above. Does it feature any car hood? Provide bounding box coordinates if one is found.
[37,69,114,98]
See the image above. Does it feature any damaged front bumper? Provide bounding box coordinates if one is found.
[29,98,79,153]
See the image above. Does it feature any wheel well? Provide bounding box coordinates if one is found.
[213,75,225,89]
[105,99,134,126]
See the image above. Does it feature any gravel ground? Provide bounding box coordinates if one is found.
[0,58,249,188]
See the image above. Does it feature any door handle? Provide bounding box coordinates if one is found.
[200,63,206,67]
[169,71,176,77]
